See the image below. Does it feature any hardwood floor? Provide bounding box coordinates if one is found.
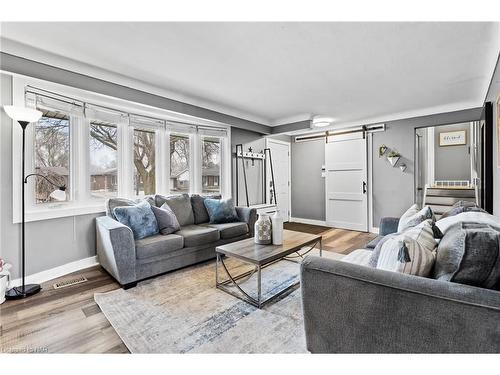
[0,223,375,354]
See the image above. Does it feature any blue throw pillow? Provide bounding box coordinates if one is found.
[113,200,159,240]
[204,198,239,224]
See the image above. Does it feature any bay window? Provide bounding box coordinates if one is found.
[12,76,231,223]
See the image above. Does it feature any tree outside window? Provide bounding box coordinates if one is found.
[89,122,118,198]
[134,129,156,196]
[34,110,70,203]
[201,137,221,194]
[170,134,190,193]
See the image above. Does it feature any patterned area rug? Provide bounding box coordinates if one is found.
[94,250,342,353]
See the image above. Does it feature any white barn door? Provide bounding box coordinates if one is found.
[325,132,368,231]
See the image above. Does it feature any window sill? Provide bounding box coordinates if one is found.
[14,203,106,223]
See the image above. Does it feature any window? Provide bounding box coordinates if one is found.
[89,121,118,199]
[170,134,190,193]
[13,77,231,223]
[201,137,221,194]
[133,128,156,196]
[33,110,70,203]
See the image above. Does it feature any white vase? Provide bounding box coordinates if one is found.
[271,210,284,245]
[254,213,272,244]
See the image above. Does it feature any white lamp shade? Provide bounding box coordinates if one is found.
[3,105,43,123]
[49,189,67,201]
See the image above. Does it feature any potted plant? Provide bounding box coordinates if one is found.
[0,258,12,304]
[387,151,401,166]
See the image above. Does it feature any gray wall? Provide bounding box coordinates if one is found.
[291,139,325,221]
[486,56,500,216]
[1,71,267,280]
[290,108,482,226]
[434,123,471,181]
[231,128,266,206]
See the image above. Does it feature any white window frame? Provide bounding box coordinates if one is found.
[11,75,232,223]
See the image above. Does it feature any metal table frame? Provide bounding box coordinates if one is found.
[215,238,322,308]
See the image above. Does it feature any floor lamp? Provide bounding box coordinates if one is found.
[3,105,67,300]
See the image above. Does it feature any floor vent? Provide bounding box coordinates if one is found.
[53,275,88,289]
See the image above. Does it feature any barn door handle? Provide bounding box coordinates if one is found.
[362,181,367,194]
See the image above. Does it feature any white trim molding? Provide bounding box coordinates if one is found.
[289,216,328,227]
[9,256,98,287]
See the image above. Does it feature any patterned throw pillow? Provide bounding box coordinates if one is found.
[397,204,435,233]
[113,200,159,240]
[369,219,437,268]
[204,198,239,224]
[150,203,181,235]
[191,194,222,224]
[341,249,373,267]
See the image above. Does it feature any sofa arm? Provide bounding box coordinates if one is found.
[235,206,258,236]
[301,255,500,353]
[96,216,136,285]
[379,216,399,236]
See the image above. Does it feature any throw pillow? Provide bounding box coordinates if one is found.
[154,194,194,227]
[369,219,437,268]
[204,198,239,224]
[106,197,138,220]
[397,205,435,232]
[113,200,159,240]
[191,194,222,224]
[433,222,500,289]
[440,200,486,220]
[150,203,181,235]
[375,234,436,277]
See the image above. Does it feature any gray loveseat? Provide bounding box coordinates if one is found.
[96,194,257,288]
[301,215,500,353]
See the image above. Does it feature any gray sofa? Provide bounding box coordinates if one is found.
[96,194,257,288]
[301,216,500,353]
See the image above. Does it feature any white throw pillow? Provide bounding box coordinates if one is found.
[341,249,372,267]
[376,220,437,277]
[397,204,435,232]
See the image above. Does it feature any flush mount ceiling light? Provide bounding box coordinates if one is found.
[311,116,335,128]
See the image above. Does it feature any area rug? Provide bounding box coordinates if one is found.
[94,249,342,353]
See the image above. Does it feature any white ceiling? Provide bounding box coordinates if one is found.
[1,22,499,127]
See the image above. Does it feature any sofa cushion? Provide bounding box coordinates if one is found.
[398,204,435,233]
[176,225,220,247]
[150,203,181,235]
[341,249,372,267]
[155,194,194,226]
[113,200,159,240]
[205,222,248,239]
[106,197,137,220]
[365,235,383,249]
[204,198,239,224]
[433,222,500,289]
[191,194,221,224]
[135,234,184,260]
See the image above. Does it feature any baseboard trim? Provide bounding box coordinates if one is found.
[289,217,328,226]
[9,256,98,287]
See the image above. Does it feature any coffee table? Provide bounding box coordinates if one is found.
[215,229,322,308]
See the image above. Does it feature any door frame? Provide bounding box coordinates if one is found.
[265,137,292,221]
